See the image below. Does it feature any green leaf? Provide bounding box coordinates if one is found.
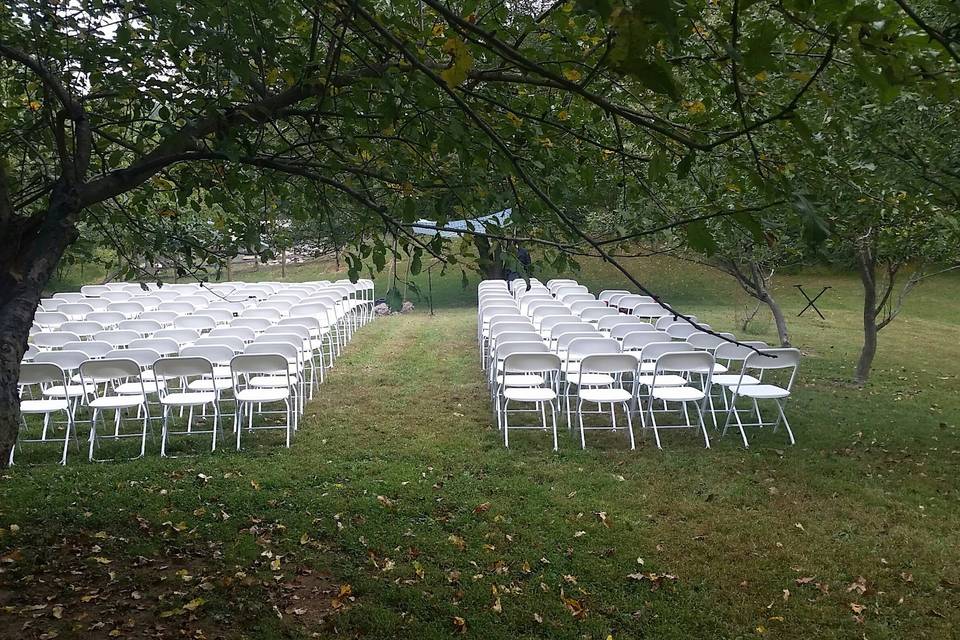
[410,249,423,276]
[648,150,671,185]
[685,220,718,255]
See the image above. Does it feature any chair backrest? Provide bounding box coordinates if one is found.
[493,341,549,362]
[686,332,728,351]
[158,301,197,314]
[135,296,162,310]
[118,319,163,335]
[579,354,637,376]
[107,301,145,315]
[154,328,200,345]
[665,322,706,340]
[174,315,216,331]
[209,327,256,343]
[264,324,310,342]
[545,321,591,340]
[537,316,578,335]
[33,349,89,372]
[554,285,588,298]
[598,289,630,303]
[570,300,606,315]
[622,331,670,352]
[101,291,132,302]
[243,341,300,362]
[129,337,179,355]
[632,303,669,319]
[494,331,542,346]
[106,348,160,368]
[80,357,142,383]
[177,296,209,308]
[529,301,569,317]
[63,340,113,359]
[559,293,595,305]
[59,321,105,336]
[489,319,534,336]
[57,302,95,319]
[502,352,561,374]
[93,330,141,348]
[615,295,655,312]
[656,314,696,330]
[86,312,125,327]
[180,344,236,366]
[199,308,234,325]
[34,312,68,329]
[580,307,620,323]
[153,356,215,380]
[32,331,81,349]
[655,351,715,375]
[80,285,111,297]
[194,336,245,353]
[22,344,39,362]
[240,308,282,322]
[139,310,178,325]
[231,353,290,378]
[743,348,800,390]
[19,362,67,387]
[83,298,112,311]
[638,341,693,363]
[230,317,272,333]
[603,318,655,335]
[53,292,86,302]
[565,337,619,361]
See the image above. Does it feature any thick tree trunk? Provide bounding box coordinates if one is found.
[854,245,878,385]
[0,185,80,466]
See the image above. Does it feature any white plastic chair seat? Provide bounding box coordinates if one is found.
[567,372,616,386]
[21,398,70,413]
[579,388,631,403]
[188,378,233,392]
[43,384,89,399]
[712,374,761,386]
[89,395,146,409]
[248,375,294,388]
[496,374,545,387]
[711,363,729,374]
[161,391,217,406]
[636,374,688,387]
[650,386,706,402]
[503,387,557,402]
[732,384,790,399]
[235,388,289,403]
[212,365,232,378]
[115,380,165,394]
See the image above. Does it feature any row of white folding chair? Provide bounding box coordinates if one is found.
[15,336,312,463]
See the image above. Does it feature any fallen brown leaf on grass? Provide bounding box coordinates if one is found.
[452,616,467,634]
[627,572,678,591]
[473,502,491,514]
[560,588,588,620]
[448,534,466,551]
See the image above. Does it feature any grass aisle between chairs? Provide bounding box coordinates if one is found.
[1,308,958,640]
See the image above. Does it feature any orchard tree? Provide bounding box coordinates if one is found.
[0,0,954,463]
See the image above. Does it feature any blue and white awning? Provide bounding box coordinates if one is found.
[411,208,512,238]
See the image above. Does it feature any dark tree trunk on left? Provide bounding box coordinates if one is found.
[0,181,80,467]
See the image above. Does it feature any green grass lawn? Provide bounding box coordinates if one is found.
[3,256,959,639]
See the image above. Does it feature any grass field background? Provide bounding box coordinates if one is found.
[2,255,958,639]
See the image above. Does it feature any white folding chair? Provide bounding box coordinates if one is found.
[231,353,296,450]
[174,315,216,333]
[642,351,714,449]
[721,348,801,447]
[154,356,224,456]
[13,363,77,465]
[80,358,152,461]
[575,354,637,450]
[57,302,95,321]
[498,352,562,450]
[118,319,163,336]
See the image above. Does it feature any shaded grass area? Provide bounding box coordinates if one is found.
[3,256,959,639]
